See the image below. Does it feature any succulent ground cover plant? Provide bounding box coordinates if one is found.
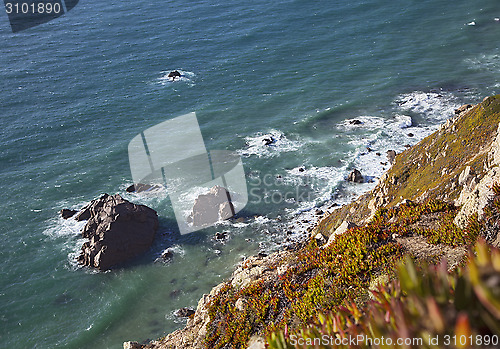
[204,199,483,348]
[268,239,500,349]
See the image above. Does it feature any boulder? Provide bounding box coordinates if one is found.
[314,233,326,245]
[60,209,77,219]
[76,194,158,270]
[387,150,397,164]
[262,137,275,146]
[248,336,266,349]
[123,341,142,349]
[454,104,473,115]
[174,307,195,318]
[125,183,157,193]
[347,169,364,183]
[167,70,182,81]
[215,231,229,241]
[187,186,235,227]
[324,221,357,248]
[349,119,363,125]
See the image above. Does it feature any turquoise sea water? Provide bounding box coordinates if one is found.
[1,1,500,348]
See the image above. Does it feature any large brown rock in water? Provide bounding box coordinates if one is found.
[76,194,158,270]
[187,186,235,228]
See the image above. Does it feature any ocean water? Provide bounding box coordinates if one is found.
[1,1,499,348]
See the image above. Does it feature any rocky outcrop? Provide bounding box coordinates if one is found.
[76,194,158,270]
[455,104,473,115]
[187,186,235,227]
[125,183,161,193]
[174,308,195,318]
[131,95,500,349]
[123,342,142,349]
[454,123,500,227]
[315,95,500,236]
[323,221,357,248]
[347,169,363,183]
[60,209,77,219]
[386,150,396,164]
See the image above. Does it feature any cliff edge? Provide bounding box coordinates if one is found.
[125,95,500,349]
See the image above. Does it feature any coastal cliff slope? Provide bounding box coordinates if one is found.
[316,95,500,241]
[127,95,500,349]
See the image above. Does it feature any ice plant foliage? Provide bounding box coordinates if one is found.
[205,199,482,348]
[268,240,500,349]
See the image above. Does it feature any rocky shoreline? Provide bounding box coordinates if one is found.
[123,96,500,349]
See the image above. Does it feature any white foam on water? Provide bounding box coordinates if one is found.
[43,200,98,270]
[284,165,345,201]
[337,115,386,130]
[160,245,186,258]
[43,199,90,239]
[395,91,460,122]
[395,114,413,128]
[44,217,87,239]
[236,90,465,244]
[465,53,500,73]
[238,130,304,158]
[336,91,462,199]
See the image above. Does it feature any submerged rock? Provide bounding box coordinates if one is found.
[76,194,158,270]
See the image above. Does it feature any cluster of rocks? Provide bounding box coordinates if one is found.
[347,150,398,184]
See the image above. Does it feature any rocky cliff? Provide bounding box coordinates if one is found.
[315,95,500,245]
[125,95,500,349]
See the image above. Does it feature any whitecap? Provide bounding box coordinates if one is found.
[160,245,186,258]
[465,53,500,72]
[237,130,304,158]
[395,114,412,128]
[337,116,386,130]
[395,91,459,122]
